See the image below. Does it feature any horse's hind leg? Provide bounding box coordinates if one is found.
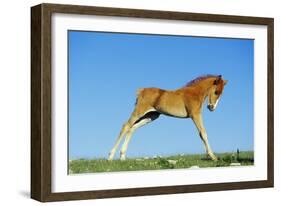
[119,118,151,160]
[108,105,149,160]
[108,122,131,160]
[120,111,160,160]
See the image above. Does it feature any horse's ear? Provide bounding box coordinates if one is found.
[214,75,222,85]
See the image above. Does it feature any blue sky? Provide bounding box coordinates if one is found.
[68,31,254,159]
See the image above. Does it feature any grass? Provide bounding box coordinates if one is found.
[69,151,254,174]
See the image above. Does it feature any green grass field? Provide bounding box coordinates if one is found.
[69,151,254,174]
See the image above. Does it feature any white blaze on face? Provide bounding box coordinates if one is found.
[213,96,221,109]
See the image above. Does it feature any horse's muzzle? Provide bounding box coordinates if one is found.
[207,104,215,111]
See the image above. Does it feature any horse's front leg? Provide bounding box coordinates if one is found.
[192,114,217,161]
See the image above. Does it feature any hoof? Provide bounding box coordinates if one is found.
[120,153,126,161]
[108,152,114,161]
[210,155,218,161]
[203,153,218,161]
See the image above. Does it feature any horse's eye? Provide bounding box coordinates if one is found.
[215,91,219,95]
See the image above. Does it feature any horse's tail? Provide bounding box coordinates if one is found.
[135,88,144,105]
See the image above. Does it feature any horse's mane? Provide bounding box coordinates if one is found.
[184,74,219,87]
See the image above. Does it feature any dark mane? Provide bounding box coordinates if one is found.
[184,74,219,87]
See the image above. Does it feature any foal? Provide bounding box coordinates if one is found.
[108,75,227,161]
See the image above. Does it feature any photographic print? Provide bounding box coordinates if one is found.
[31,3,273,201]
[68,31,254,174]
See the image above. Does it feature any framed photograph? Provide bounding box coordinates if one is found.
[31,3,274,202]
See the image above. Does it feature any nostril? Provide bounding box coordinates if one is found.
[208,104,214,110]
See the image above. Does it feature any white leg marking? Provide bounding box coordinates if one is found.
[108,124,130,160]
[120,118,151,160]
